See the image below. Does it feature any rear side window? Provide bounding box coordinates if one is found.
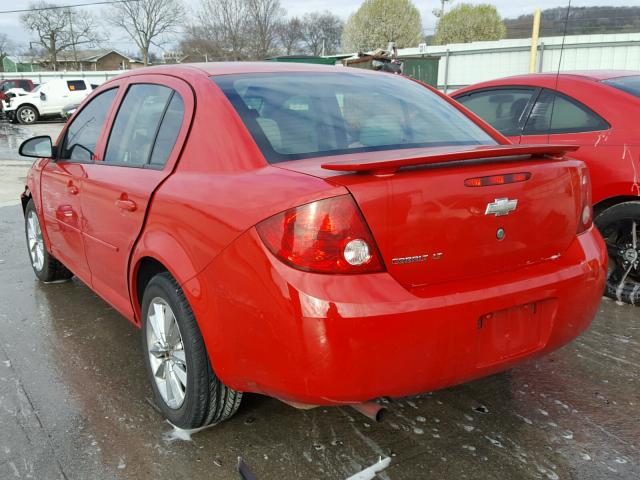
[60,88,118,162]
[523,90,609,135]
[104,84,174,167]
[456,88,536,136]
[149,94,185,166]
[602,75,640,98]
[67,80,87,91]
[213,72,495,163]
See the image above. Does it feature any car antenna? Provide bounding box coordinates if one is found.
[547,0,572,140]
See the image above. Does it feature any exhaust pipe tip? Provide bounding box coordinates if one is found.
[350,402,386,422]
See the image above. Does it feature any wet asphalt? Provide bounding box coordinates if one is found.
[0,121,638,479]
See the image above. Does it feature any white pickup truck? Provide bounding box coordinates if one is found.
[2,78,95,124]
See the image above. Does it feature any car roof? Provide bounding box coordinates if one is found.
[451,70,640,97]
[510,70,639,81]
[114,61,375,79]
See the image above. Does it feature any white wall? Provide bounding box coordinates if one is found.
[400,32,640,92]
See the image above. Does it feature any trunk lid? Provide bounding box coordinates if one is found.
[274,145,582,288]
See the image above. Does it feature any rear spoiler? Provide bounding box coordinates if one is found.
[320,144,580,174]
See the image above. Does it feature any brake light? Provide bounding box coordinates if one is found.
[465,172,531,187]
[256,195,385,274]
[577,165,593,235]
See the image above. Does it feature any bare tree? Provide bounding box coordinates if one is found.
[180,24,224,62]
[198,0,249,61]
[246,0,285,59]
[301,11,343,56]
[277,17,304,55]
[21,1,103,70]
[0,34,14,72]
[109,0,185,66]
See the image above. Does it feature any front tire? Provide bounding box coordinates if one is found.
[16,105,38,125]
[24,199,73,282]
[141,272,242,428]
[595,201,640,305]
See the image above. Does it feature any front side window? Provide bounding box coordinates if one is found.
[213,72,496,163]
[60,88,118,162]
[523,90,609,135]
[67,80,87,92]
[104,84,175,167]
[456,88,536,136]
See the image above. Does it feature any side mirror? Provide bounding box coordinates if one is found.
[19,136,54,159]
[40,91,46,101]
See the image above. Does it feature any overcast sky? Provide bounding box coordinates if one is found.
[0,0,635,54]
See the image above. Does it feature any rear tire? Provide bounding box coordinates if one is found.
[594,201,640,305]
[141,272,242,428]
[16,105,38,125]
[24,199,73,282]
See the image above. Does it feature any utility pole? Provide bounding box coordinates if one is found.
[433,0,451,19]
[529,8,541,73]
[67,8,78,70]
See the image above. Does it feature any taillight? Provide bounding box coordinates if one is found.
[256,195,385,274]
[577,165,593,234]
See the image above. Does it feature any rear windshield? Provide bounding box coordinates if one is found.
[602,75,640,98]
[213,72,496,163]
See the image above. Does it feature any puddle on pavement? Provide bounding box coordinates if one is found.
[0,120,65,161]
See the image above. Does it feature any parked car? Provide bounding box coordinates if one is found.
[19,63,606,429]
[3,78,94,124]
[0,79,34,108]
[452,71,640,305]
[61,102,79,120]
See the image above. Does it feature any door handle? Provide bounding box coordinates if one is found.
[66,183,79,195]
[115,198,137,212]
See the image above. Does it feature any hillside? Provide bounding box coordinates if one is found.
[504,6,640,39]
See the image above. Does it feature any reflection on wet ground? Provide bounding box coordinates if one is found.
[0,119,64,161]
[0,203,638,479]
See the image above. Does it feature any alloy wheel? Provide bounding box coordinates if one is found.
[603,219,640,300]
[19,108,36,124]
[26,210,45,272]
[146,297,188,409]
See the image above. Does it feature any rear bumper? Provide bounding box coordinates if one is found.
[186,226,606,405]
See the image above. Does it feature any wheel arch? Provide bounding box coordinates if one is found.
[15,103,40,114]
[594,195,640,218]
[129,230,202,325]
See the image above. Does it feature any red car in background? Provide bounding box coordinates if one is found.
[19,63,605,428]
[0,79,35,111]
[453,71,640,305]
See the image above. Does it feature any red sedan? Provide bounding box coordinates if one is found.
[19,63,605,428]
[452,72,640,305]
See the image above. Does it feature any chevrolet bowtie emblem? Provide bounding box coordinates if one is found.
[485,198,518,216]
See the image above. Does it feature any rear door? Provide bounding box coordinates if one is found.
[454,87,540,144]
[79,75,193,318]
[40,87,119,282]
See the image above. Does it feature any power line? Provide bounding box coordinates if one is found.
[0,0,138,15]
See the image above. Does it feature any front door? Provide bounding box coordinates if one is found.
[454,87,540,145]
[79,76,193,319]
[40,88,119,282]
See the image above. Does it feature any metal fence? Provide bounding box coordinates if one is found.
[4,32,640,92]
[399,32,640,92]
